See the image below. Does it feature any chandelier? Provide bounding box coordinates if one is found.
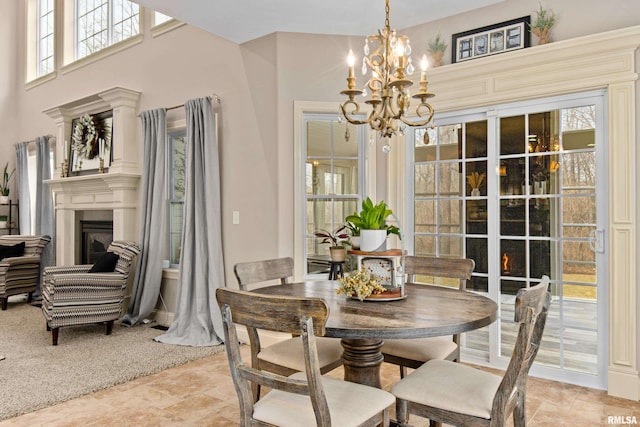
[339,0,435,151]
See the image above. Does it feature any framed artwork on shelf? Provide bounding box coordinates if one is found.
[68,110,113,174]
[452,16,530,64]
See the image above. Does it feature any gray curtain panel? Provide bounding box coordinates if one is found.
[121,108,167,327]
[155,96,224,346]
[33,135,55,299]
[15,142,31,235]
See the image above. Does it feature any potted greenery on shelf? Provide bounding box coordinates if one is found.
[346,198,400,252]
[345,221,360,249]
[531,3,556,45]
[427,33,448,67]
[0,163,14,204]
[315,225,350,262]
[0,215,7,229]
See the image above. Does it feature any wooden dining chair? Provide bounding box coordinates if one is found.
[382,256,475,377]
[233,258,343,393]
[391,277,551,427]
[216,288,395,426]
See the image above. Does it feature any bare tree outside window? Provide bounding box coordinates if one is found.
[76,0,139,60]
[38,0,55,76]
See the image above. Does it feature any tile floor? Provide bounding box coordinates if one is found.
[1,347,638,427]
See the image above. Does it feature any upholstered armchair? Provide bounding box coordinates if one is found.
[0,235,52,310]
[41,240,140,345]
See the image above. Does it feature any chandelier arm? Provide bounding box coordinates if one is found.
[398,104,435,127]
[340,103,375,126]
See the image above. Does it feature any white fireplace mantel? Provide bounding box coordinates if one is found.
[43,87,142,266]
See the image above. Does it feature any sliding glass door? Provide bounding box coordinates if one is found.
[407,91,607,388]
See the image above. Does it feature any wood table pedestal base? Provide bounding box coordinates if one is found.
[340,338,384,388]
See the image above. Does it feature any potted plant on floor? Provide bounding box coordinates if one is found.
[346,198,400,252]
[0,163,14,205]
[315,225,350,262]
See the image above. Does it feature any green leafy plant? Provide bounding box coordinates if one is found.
[427,33,448,53]
[345,197,400,238]
[0,215,7,222]
[345,221,360,237]
[314,225,349,248]
[531,3,556,31]
[0,163,15,197]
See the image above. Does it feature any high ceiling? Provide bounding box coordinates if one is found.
[133,0,505,44]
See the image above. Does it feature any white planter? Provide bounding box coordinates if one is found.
[0,221,7,229]
[0,196,8,204]
[359,229,387,252]
[350,236,360,250]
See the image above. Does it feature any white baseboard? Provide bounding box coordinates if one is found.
[608,368,640,400]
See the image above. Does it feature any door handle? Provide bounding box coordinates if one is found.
[588,229,604,253]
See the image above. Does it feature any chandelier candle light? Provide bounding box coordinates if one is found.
[340,0,436,152]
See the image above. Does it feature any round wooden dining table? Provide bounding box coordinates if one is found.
[254,280,498,388]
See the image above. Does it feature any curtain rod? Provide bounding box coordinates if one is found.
[166,94,222,111]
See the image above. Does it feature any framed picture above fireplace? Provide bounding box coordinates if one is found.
[69,110,113,174]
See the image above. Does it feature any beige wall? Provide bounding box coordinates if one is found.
[3,0,640,397]
[4,0,638,284]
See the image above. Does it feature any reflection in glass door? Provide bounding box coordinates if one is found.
[303,115,364,276]
[408,93,606,388]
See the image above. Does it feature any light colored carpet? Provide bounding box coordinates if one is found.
[0,299,225,421]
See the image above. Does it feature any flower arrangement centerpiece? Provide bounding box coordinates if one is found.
[71,113,111,167]
[336,268,386,301]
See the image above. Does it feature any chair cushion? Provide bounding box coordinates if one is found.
[391,359,502,420]
[0,241,25,260]
[383,337,458,362]
[88,252,119,273]
[258,336,343,372]
[253,372,395,426]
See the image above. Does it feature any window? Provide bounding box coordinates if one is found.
[75,0,139,60]
[37,0,55,76]
[168,130,186,266]
[303,115,365,276]
[154,11,172,26]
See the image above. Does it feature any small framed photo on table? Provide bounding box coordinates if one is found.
[452,16,530,64]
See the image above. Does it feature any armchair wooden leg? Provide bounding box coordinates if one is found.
[51,328,59,346]
[106,320,114,336]
[46,322,51,331]
[1,297,7,310]
[27,292,33,303]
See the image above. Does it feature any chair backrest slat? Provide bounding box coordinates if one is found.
[491,276,551,422]
[404,256,475,290]
[216,288,331,425]
[234,257,294,290]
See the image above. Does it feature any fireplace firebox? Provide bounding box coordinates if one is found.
[80,221,114,264]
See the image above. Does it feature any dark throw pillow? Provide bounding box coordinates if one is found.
[0,241,26,260]
[89,251,119,273]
